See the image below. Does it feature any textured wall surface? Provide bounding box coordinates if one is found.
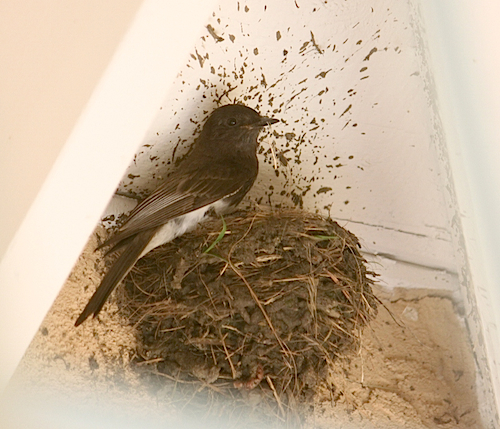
[119,0,455,274]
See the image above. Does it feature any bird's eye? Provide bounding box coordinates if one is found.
[227,118,237,126]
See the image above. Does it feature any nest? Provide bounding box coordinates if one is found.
[120,208,377,404]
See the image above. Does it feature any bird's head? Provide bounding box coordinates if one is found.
[199,104,278,150]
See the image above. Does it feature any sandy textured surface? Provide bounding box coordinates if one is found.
[4,226,484,429]
[308,291,482,428]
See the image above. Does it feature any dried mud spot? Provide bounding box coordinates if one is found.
[119,208,378,412]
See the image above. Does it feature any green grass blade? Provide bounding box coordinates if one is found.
[203,215,227,254]
[312,234,339,241]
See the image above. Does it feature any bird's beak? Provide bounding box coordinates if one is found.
[258,116,279,127]
[244,116,279,129]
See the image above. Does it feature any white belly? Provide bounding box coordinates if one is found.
[140,199,230,258]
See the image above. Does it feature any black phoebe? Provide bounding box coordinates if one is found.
[75,104,278,326]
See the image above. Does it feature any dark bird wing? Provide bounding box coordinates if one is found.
[103,159,256,250]
[75,156,256,326]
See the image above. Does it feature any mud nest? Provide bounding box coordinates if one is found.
[120,209,378,402]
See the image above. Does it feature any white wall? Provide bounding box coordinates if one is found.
[418,0,500,424]
[122,0,456,275]
[0,0,217,391]
[0,0,142,260]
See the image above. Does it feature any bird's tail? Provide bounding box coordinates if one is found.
[75,228,157,326]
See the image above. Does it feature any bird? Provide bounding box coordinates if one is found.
[75,104,279,326]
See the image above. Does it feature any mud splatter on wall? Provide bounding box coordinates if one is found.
[117,0,453,272]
